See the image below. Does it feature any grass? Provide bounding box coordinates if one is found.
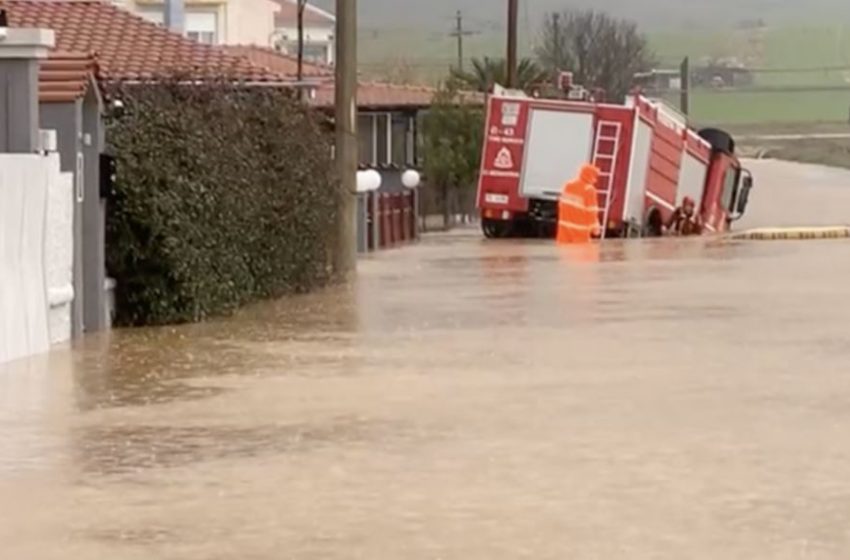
[749,138,850,170]
[684,91,850,125]
[358,23,850,125]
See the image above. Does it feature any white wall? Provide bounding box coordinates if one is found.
[0,152,74,366]
[275,25,335,64]
[225,0,277,46]
[133,0,277,46]
[45,154,75,345]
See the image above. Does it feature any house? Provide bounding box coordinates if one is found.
[228,45,433,189]
[3,0,290,335]
[272,0,335,65]
[116,0,278,46]
[633,69,682,93]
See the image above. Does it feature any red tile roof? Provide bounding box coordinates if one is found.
[39,51,97,103]
[1,0,289,84]
[223,45,332,79]
[274,0,335,28]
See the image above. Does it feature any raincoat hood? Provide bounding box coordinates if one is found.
[580,164,600,185]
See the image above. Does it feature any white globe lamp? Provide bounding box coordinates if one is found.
[401,169,421,189]
[356,169,382,193]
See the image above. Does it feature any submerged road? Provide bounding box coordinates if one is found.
[2,159,850,559]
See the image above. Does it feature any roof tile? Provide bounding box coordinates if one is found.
[223,45,331,79]
[2,0,289,83]
[39,51,97,103]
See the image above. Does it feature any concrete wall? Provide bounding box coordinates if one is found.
[0,59,39,153]
[82,89,107,332]
[0,153,73,365]
[225,0,277,45]
[40,102,85,337]
[39,86,106,334]
[44,155,76,344]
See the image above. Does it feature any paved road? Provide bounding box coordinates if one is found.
[1,159,850,559]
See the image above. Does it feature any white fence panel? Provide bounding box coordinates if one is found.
[45,154,74,344]
[0,153,71,365]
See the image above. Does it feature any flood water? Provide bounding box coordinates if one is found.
[2,159,850,559]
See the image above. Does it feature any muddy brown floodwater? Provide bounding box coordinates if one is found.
[2,160,850,559]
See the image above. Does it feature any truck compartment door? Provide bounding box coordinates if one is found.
[623,119,652,224]
[678,153,708,209]
[520,109,593,201]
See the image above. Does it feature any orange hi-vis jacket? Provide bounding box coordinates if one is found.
[557,164,601,245]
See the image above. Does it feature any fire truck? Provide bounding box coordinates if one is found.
[476,81,754,238]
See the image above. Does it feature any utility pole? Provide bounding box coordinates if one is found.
[552,12,561,68]
[507,0,519,88]
[164,0,184,34]
[297,0,306,84]
[334,0,358,277]
[680,56,690,115]
[449,10,478,71]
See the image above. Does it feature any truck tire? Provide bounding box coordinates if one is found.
[482,219,513,239]
[643,207,664,237]
[698,128,736,155]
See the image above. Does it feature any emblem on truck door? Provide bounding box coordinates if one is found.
[501,102,520,126]
[494,147,514,170]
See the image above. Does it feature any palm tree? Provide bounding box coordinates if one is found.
[449,57,548,93]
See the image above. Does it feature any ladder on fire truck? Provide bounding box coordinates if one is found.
[591,120,623,240]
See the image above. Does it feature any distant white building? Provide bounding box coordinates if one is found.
[272,0,335,65]
[119,0,278,46]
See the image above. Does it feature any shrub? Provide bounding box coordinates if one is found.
[104,77,337,326]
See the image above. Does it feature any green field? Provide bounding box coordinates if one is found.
[667,91,850,125]
[359,23,850,125]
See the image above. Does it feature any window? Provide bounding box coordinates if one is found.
[302,44,329,63]
[375,114,389,165]
[187,30,216,44]
[721,165,738,211]
[358,114,375,165]
[185,12,218,44]
[280,42,331,64]
[140,9,218,44]
[391,114,408,166]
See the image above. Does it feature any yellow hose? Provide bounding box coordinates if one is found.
[729,226,850,241]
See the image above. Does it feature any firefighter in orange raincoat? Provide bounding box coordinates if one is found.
[557,164,601,244]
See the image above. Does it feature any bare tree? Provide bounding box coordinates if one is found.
[536,10,656,102]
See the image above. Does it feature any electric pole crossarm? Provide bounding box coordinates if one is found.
[449,10,479,71]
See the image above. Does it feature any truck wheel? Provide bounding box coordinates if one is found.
[643,208,664,237]
[482,219,513,239]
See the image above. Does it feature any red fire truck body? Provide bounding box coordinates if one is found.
[476,86,752,238]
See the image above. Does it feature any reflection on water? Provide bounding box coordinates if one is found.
[4,212,850,557]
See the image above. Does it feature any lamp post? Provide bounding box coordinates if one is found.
[356,170,382,253]
[401,169,421,239]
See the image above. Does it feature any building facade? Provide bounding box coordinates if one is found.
[120,0,278,46]
[272,0,335,65]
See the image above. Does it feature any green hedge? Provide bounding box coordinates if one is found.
[104,78,337,326]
